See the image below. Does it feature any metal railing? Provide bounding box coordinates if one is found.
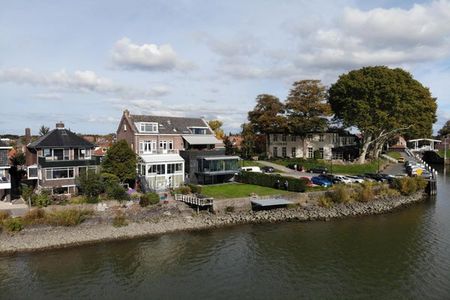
[174,194,214,206]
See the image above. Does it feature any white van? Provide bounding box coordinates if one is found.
[240,166,263,173]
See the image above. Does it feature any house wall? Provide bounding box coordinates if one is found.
[0,149,8,166]
[180,149,226,184]
[135,135,184,154]
[117,115,136,151]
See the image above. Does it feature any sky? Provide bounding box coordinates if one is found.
[1,0,449,135]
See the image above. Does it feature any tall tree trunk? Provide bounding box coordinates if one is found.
[358,134,372,164]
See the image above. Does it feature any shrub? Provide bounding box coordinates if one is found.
[100,172,120,188]
[77,170,104,198]
[106,184,128,202]
[139,192,159,207]
[318,195,333,208]
[32,191,51,207]
[23,208,46,224]
[328,185,352,203]
[112,211,128,227]
[187,184,202,194]
[0,211,10,222]
[130,192,142,201]
[46,209,93,226]
[391,177,427,196]
[357,182,375,202]
[21,184,34,202]
[236,171,307,192]
[175,186,191,195]
[3,217,24,232]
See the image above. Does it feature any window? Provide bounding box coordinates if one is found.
[273,134,278,142]
[319,148,324,159]
[45,168,74,180]
[139,122,158,133]
[319,134,324,142]
[79,149,91,159]
[167,163,183,174]
[43,148,51,157]
[123,124,127,131]
[281,134,286,142]
[190,127,207,134]
[53,149,64,160]
[148,164,165,175]
[332,133,339,144]
[282,147,287,157]
[140,140,156,154]
[273,147,278,157]
[343,137,347,145]
[159,140,173,150]
[291,147,296,158]
[307,134,313,141]
[308,147,314,159]
[291,135,296,142]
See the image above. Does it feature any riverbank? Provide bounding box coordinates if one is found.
[0,192,426,255]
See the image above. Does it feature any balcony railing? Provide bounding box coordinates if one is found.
[140,149,179,155]
[38,156,101,168]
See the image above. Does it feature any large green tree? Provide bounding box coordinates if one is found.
[101,140,137,183]
[438,120,450,138]
[285,80,331,135]
[248,94,287,134]
[329,66,437,163]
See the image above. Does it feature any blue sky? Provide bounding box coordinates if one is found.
[1,0,449,135]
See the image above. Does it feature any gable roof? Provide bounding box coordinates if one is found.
[128,114,213,135]
[28,129,96,149]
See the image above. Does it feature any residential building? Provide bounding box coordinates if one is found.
[0,140,12,201]
[26,122,101,194]
[267,130,358,160]
[117,110,240,190]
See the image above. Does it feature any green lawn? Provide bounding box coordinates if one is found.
[387,151,402,159]
[202,183,292,199]
[438,149,450,158]
[270,158,387,175]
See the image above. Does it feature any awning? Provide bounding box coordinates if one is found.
[139,154,184,164]
[201,156,241,161]
[182,135,222,145]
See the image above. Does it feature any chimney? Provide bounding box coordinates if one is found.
[25,128,31,144]
[56,122,65,129]
[124,109,130,118]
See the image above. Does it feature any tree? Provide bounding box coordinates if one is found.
[247,94,287,134]
[285,80,331,135]
[101,140,137,183]
[240,123,255,159]
[438,120,450,138]
[208,120,225,140]
[329,66,437,163]
[223,136,235,155]
[39,125,50,136]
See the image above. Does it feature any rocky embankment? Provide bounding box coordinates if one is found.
[0,192,425,255]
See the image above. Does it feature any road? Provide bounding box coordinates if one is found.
[257,160,319,178]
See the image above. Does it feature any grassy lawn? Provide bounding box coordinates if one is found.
[202,183,292,199]
[387,151,402,159]
[270,158,386,175]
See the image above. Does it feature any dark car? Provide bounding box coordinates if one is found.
[308,167,328,174]
[363,173,388,182]
[261,166,275,173]
[311,176,333,187]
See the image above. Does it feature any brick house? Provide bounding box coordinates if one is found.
[0,140,12,201]
[117,110,240,190]
[26,122,101,194]
[267,130,358,160]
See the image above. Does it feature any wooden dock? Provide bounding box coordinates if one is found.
[174,194,214,212]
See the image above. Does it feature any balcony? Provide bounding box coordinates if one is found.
[139,149,179,155]
[0,174,11,189]
[38,156,101,168]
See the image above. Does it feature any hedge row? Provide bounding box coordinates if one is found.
[236,171,308,192]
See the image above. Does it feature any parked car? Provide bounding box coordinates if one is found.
[346,175,365,183]
[286,164,304,171]
[261,166,275,173]
[240,166,263,173]
[311,176,333,187]
[308,167,328,174]
[397,157,405,163]
[363,173,386,182]
[333,175,353,184]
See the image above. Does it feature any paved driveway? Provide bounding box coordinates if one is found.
[257,161,315,178]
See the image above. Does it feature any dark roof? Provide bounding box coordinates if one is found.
[129,114,212,135]
[28,129,95,149]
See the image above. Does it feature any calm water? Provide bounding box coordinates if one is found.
[1,170,450,299]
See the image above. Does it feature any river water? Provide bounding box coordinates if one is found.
[1,169,450,299]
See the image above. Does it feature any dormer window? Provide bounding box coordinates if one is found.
[189,127,208,135]
[138,122,158,133]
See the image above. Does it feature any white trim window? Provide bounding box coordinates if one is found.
[138,122,158,133]
[148,164,166,175]
[139,140,157,154]
[159,140,173,151]
[45,167,75,180]
[308,147,314,159]
[189,127,208,135]
[167,163,183,174]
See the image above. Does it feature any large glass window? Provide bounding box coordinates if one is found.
[140,140,156,153]
[139,122,158,133]
[45,168,74,180]
[167,163,183,174]
[202,159,239,172]
[148,164,165,175]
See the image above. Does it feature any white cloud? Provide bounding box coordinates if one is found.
[111,37,194,71]
[0,68,169,98]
